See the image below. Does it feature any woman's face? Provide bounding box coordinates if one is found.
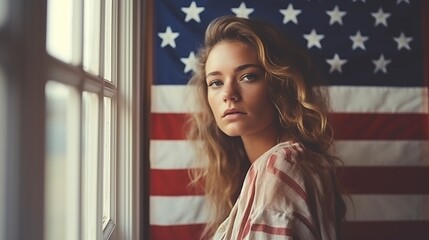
[205,40,277,138]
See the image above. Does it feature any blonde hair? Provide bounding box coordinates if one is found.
[186,16,346,239]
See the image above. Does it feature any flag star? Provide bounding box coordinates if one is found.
[350,31,369,50]
[326,6,346,25]
[180,51,198,73]
[158,26,179,48]
[394,32,413,50]
[231,2,254,19]
[397,0,410,4]
[181,1,204,23]
[326,54,347,73]
[303,29,324,49]
[372,54,392,74]
[371,8,391,27]
[279,4,302,24]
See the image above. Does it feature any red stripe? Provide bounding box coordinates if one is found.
[150,224,204,240]
[267,153,308,203]
[339,166,429,194]
[150,167,429,196]
[150,169,204,196]
[342,221,429,240]
[250,224,293,236]
[329,113,429,140]
[151,113,189,140]
[151,113,429,140]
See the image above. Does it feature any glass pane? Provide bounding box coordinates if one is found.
[103,0,113,82]
[0,0,8,29]
[82,92,99,240]
[44,81,80,240]
[102,97,112,228]
[83,0,101,75]
[0,67,6,239]
[46,0,82,64]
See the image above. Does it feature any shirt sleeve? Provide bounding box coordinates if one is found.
[241,144,323,240]
[243,208,320,240]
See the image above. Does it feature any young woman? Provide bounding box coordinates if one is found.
[187,16,346,240]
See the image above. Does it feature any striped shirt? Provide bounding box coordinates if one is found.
[213,141,336,240]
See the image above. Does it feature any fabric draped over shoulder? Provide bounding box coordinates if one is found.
[213,141,336,240]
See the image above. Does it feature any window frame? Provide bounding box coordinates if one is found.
[0,0,144,239]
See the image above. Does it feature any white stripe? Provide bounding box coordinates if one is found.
[325,86,428,113]
[150,140,429,169]
[149,195,429,225]
[151,85,428,113]
[151,85,196,113]
[150,196,208,225]
[150,140,199,169]
[345,195,429,221]
[335,140,429,166]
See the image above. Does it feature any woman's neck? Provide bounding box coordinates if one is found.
[241,127,281,163]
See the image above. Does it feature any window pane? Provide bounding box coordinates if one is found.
[102,97,112,229]
[82,92,99,240]
[0,0,8,29]
[44,81,80,240]
[83,0,101,75]
[103,0,113,82]
[46,0,81,64]
[0,67,6,239]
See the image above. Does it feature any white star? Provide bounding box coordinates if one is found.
[371,8,391,27]
[279,4,302,24]
[326,6,346,25]
[181,1,204,23]
[350,31,369,50]
[326,54,347,73]
[231,2,254,19]
[394,32,413,50]
[180,51,198,73]
[158,26,179,48]
[397,0,410,4]
[303,29,324,49]
[372,54,392,74]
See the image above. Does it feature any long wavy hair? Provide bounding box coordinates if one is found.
[186,16,346,239]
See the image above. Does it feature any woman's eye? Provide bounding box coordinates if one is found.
[241,73,257,81]
[208,80,223,88]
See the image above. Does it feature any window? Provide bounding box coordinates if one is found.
[0,0,9,239]
[44,81,80,240]
[44,0,140,239]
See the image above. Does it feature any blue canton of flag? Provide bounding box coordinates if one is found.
[154,0,424,87]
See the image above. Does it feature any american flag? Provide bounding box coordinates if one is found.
[150,0,429,239]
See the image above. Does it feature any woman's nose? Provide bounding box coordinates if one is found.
[222,81,240,103]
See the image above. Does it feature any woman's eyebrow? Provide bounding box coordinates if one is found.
[206,71,221,78]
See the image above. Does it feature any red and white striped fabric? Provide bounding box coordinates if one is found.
[213,141,336,240]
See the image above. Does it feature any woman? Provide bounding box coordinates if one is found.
[187,16,346,240]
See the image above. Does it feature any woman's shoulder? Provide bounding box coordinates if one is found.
[257,141,311,188]
[249,141,307,183]
[269,141,306,166]
[254,142,312,217]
